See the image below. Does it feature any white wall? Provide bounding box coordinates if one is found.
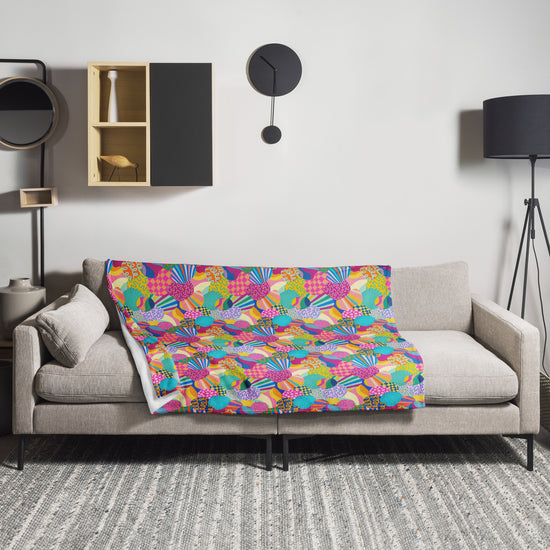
[2,0,550,366]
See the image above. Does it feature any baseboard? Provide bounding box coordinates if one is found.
[541,372,550,432]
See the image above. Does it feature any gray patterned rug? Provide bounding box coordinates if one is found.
[1,434,549,550]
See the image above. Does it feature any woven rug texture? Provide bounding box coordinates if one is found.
[1,434,549,550]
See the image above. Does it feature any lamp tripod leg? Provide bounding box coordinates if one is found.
[535,201,550,257]
[508,203,530,311]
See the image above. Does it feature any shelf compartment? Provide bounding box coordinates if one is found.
[19,188,58,208]
[89,126,148,185]
[88,63,148,124]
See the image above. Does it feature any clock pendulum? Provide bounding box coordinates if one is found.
[261,55,282,144]
[247,43,302,144]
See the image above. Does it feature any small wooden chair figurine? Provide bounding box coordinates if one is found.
[99,155,139,182]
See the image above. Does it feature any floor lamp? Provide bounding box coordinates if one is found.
[483,95,550,319]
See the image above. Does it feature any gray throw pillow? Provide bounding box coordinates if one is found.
[36,283,109,367]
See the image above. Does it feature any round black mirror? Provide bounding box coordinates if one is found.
[0,77,58,149]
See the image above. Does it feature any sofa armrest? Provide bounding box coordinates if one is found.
[472,294,540,433]
[13,294,69,434]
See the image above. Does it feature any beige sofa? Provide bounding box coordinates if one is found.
[13,260,540,471]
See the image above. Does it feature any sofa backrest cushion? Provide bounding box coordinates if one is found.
[83,258,472,333]
[391,261,472,332]
[83,258,119,330]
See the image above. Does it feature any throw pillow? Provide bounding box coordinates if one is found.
[36,283,109,367]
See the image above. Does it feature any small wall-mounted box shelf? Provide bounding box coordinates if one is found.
[88,62,212,187]
[19,188,58,208]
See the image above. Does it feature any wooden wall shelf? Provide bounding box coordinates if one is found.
[19,188,58,208]
[88,61,212,187]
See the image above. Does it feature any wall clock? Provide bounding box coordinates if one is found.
[247,43,302,144]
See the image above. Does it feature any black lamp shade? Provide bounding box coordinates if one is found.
[483,95,550,158]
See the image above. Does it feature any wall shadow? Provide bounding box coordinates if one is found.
[0,190,20,213]
[49,68,208,206]
[45,270,82,301]
[458,109,484,168]
[457,109,515,302]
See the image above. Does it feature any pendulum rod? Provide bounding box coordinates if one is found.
[270,96,275,126]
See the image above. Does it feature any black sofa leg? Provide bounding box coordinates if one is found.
[241,435,273,471]
[17,436,25,471]
[526,434,534,471]
[282,435,289,472]
[265,436,272,472]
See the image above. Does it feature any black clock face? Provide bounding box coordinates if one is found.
[247,43,302,97]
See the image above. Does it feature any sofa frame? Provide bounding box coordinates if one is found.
[13,261,540,471]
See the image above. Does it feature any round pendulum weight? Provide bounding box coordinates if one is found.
[262,125,281,144]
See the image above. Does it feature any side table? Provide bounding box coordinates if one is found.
[0,340,13,435]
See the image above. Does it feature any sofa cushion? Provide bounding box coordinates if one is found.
[83,258,119,330]
[392,262,472,332]
[402,330,518,404]
[35,331,145,403]
[85,258,473,334]
[34,328,518,406]
[36,284,110,368]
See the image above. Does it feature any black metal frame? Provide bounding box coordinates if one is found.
[17,433,274,472]
[280,433,535,472]
[0,58,49,287]
[16,432,534,471]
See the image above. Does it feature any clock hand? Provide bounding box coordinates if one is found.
[260,55,278,96]
[259,55,277,71]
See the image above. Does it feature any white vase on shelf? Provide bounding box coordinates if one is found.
[107,70,119,122]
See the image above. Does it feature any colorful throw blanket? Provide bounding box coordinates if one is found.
[106,261,425,415]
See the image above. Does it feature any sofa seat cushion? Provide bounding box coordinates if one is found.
[35,331,145,403]
[401,330,518,405]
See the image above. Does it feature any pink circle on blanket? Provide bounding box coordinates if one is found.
[198,388,218,398]
[261,309,278,319]
[183,368,210,381]
[234,321,251,330]
[162,400,183,413]
[252,401,268,414]
[338,399,355,411]
[257,335,279,343]
[268,369,292,382]
[169,281,194,300]
[342,309,361,319]
[331,351,348,359]
[351,366,379,379]
[312,320,330,329]
[359,342,376,349]
[184,310,202,319]
[282,389,303,399]
[275,346,293,352]
[369,386,390,396]
[151,373,164,384]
